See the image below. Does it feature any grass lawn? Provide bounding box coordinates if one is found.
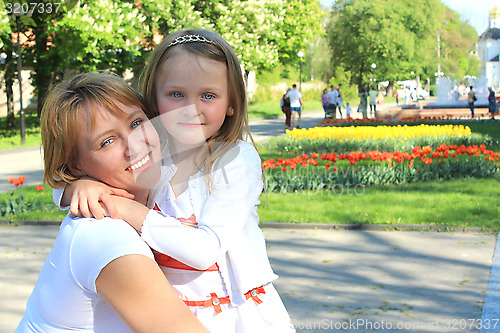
[258,177,500,230]
[2,178,499,232]
[0,113,41,150]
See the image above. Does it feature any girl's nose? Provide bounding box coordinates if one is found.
[182,103,201,117]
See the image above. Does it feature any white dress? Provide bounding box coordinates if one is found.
[144,141,295,333]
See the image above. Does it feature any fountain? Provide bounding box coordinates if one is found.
[424,76,489,109]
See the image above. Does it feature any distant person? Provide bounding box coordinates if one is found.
[467,86,476,118]
[488,87,497,119]
[321,88,328,118]
[395,90,399,105]
[404,87,410,105]
[326,85,338,119]
[281,88,292,130]
[358,86,368,118]
[346,102,352,119]
[287,83,303,128]
[336,85,343,119]
[369,86,377,117]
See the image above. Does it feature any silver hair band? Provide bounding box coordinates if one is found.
[167,34,216,48]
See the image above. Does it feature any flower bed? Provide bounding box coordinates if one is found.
[262,144,500,192]
[272,124,489,153]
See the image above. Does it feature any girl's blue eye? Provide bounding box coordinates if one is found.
[202,93,215,100]
[131,119,143,129]
[170,92,183,98]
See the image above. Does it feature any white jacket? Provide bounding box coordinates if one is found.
[141,140,278,305]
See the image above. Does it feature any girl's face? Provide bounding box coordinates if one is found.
[70,102,161,195]
[155,52,230,147]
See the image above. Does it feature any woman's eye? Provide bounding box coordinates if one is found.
[202,93,215,100]
[170,92,183,98]
[100,137,114,148]
[131,118,143,129]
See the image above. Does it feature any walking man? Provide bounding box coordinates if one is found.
[286,84,303,129]
[467,86,476,118]
[326,85,338,119]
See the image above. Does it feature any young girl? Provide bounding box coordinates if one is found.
[58,30,295,332]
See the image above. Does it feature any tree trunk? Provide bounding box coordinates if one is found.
[33,18,52,117]
[2,36,16,130]
[386,80,395,96]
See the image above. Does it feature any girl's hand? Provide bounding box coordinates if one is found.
[65,177,134,219]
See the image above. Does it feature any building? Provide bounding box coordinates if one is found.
[478,5,500,90]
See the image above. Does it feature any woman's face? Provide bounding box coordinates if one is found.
[70,101,161,195]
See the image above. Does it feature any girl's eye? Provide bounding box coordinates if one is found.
[131,118,143,129]
[202,93,215,100]
[170,92,183,98]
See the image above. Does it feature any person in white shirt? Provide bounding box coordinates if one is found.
[55,30,295,333]
[326,85,338,119]
[286,83,303,128]
[369,86,377,117]
[16,73,208,333]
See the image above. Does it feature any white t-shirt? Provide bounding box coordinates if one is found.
[15,215,154,333]
[286,89,302,108]
[369,90,377,104]
[326,90,338,105]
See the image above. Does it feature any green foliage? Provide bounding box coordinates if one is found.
[263,156,499,193]
[0,190,54,217]
[327,0,479,86]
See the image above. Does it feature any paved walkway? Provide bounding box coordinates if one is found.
[0,225,497,332]
[1,102,500,332]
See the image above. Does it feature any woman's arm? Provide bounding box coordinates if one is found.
[96,254,208,333]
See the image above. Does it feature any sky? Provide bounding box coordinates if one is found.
[318,0,498,35]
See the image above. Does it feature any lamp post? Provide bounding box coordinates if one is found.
[298,51,304,91]
[371,63,376,87]
[13,10,25,144]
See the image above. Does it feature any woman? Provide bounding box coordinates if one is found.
[488,87,497,119]
[321,88,328,119]
[15,73,208,333]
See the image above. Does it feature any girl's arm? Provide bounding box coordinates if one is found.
[97,255,208,333]
[140,144,263,270]
[54,178,134,219]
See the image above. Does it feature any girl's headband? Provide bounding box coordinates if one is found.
[167,34,216,48]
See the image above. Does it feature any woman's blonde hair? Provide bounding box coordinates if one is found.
[41,72,147,188]
[141,29,255,189]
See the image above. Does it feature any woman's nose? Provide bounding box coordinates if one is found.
[125,126,148,157]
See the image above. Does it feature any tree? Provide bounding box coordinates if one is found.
[328,0,443,86]
[438,7,480,80]
[0,10,16,129]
